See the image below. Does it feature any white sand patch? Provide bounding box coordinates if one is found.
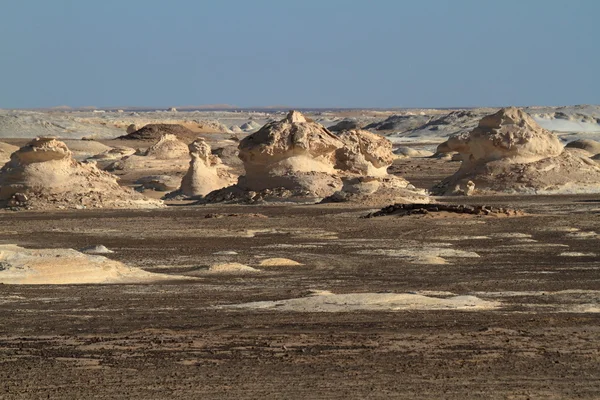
[565,231,599,239]
[559,252,597,257]
[213,251,238,255]
[568,304,600,313]
[206,263,259,273]
[536,227,580,233]
[355,247,479,264]
[258,258,303,267]
[490,233,532,239]
[79,245,114,254]
[226,291,499,312]
[435,236,491,241]
[262,244,324,249]
[0,244,186,284]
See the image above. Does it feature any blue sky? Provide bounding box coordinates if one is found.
[1,0,598,108]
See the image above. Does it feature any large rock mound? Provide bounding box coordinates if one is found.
[236,110,345,197]
[204,112,428,205]
[433,108,600,195]
[334,130,395,177]
[0,137,163,209]
[0,244,185,284]
[325,129,429,205]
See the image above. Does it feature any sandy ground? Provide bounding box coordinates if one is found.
[1,182,600,398]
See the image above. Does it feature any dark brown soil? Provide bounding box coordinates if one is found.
[117,124,200,143]
[1,194,600,398]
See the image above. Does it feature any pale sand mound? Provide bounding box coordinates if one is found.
[144,134,189,159]
[0,137,163,210]
[393,147,434,159]
[0,142,19,166]
[227,291,499,312]
[0,244,184,284]
[258,258,303,266]
[206,263,260,273]
[433,107,600,195]
[136,175,182,192]
[167,138,237,198]
[62,140,112,160]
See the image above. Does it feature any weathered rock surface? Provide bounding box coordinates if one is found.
[170,138,236,198]
[236,110,345,197]
[335,130,395,177]
[0,137,163,210]
[433,108,600,195]
[205,112,429,205]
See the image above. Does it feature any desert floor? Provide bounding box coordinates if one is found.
[1,159,599,399]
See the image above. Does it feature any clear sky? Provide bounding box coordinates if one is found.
[1,0,598,109]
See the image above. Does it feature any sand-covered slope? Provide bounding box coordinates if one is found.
[0,244,185,284]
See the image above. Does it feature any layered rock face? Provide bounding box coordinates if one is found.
[335,130,395,177]
[326,129,429,204]
[446,107,563,168]
[0,137,162,209]
[433,108,600,195]
[236,111,345,197]
[176,138,236,197]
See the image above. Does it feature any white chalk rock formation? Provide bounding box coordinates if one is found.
[0,244,183,284]
[203,112,429,204]
[326,129,429,205]
[335,130,395,177]
[144,134,189,159]
[236,110,345,197]
[0,137,163,209]
[433,107,600,195]
[446,107,563,167]
[176,138,236,197]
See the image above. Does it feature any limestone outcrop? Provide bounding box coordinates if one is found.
[0,137,163,209]
[170,138,236,198]
[433,108,600,195]
[236,110,345,197]
[205,112,428,204]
